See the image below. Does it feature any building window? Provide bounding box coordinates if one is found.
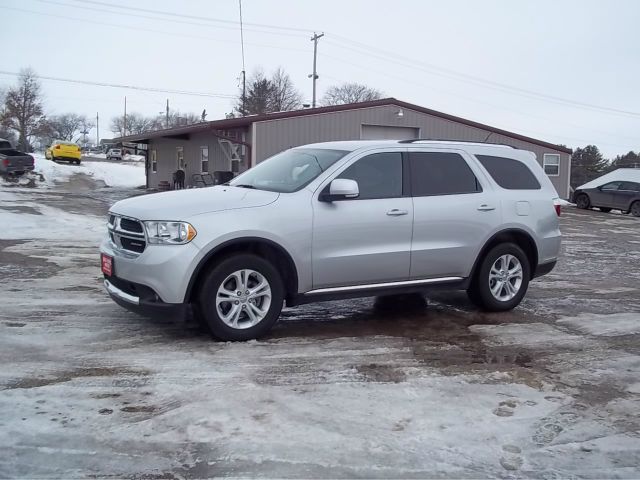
[543,154,560,176]
[176,146,185,170]
[151,149,157,173]
[200,146,209,173]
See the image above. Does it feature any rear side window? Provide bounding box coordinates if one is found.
[476,155,541,190]
[620,182,640,192]
[338,152,403,199]
[409,152,480,196]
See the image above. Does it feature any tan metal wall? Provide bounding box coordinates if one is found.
[253,104,571,198]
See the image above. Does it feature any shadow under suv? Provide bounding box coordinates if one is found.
[100,140,562,341]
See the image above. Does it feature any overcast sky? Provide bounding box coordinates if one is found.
[1,0,639,157]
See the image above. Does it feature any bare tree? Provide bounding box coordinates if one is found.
[321,82,383,106]
[46,113,88,142]
[270,67,302,112]
[0,68,46,151]
[110,113,154,137]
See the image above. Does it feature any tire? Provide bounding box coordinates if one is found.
[467,243,531,312]
[198,254,284,341]
[575,193,590,210]
[631,201,640,217]
[599,207,612,213]
[75,160,81,165]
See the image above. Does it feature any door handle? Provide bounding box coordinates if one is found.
[386,209,408,216]
[477,204,496,211]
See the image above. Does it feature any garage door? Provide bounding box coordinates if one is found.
[361,124,419,140]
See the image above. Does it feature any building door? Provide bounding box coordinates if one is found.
[361,124,419,140]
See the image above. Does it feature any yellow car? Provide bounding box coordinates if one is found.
[46,141,82,164]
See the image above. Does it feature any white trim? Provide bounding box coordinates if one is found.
[306,277,463,295]
[543,153,560,177]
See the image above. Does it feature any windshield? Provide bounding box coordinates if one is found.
[229,148,349,193]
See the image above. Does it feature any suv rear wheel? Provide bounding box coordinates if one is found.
[468,243,530,312]
[631,201,640,217]
[198,254,284,341]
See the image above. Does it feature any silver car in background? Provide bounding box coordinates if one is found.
[100,140,561,341]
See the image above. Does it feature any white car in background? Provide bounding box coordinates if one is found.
[106,148,122,161]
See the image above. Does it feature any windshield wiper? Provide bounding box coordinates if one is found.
[233,184,256,189]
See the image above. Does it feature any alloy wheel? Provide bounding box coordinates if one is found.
[488,254,523,302]
[216,269,272,329]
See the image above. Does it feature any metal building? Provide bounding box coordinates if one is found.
[116,98,572,198]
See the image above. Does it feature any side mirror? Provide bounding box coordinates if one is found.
[319,178,360,202]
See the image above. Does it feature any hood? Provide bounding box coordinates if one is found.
[110,186,279,220]
[577,168,640,190]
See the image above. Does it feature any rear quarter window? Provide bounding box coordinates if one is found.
[475,155,541,190]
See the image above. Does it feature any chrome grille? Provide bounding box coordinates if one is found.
[107,214,146,255]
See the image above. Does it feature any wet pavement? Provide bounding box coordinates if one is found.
[1,176,639,478]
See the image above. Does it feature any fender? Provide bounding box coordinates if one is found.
[468,228,539,281]
[183,236,299,303]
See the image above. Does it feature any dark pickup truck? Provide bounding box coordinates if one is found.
[0,138,35,175]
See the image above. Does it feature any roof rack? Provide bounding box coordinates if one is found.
[398,139,516,149]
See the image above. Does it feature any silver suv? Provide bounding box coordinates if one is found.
[100,140,561,340]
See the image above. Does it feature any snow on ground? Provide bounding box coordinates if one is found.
[0,190,104,241]
[31,154,145,188]
[557,312,640,337]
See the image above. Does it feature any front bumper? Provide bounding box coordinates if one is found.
[100,237,198,303]
[104,276,186,320]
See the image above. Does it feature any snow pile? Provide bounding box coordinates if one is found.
[32,154,145,188]
[556,198,575,206]
[123,154,145,163]
[557,313,640,337]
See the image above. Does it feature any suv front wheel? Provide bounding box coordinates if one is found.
[199,254,284,341]
[468,243,530,312]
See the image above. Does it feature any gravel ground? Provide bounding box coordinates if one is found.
[1,176,639,478]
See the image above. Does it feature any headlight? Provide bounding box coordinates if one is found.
[143,221,197,245]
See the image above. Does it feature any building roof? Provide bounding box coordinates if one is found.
[115,98,572,154]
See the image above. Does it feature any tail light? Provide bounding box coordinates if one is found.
[553,199,562,217]
[2,159,8,167]
[29,155,34,165]
[55,145,61,150]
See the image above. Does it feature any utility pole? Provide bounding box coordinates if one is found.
[166,98,170,128]
[239,0,246,115]
[309,32,324,108]
[96,112,99,145]
[124,96,127,137]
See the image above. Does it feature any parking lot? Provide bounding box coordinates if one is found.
[1,175,639,478]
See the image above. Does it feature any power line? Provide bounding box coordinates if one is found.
[0,70,236,99]
[5,5,308,56]
[66,0,314,34]
[325,36,640,119]
[32,0,308,39]
[27,0,640,118]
